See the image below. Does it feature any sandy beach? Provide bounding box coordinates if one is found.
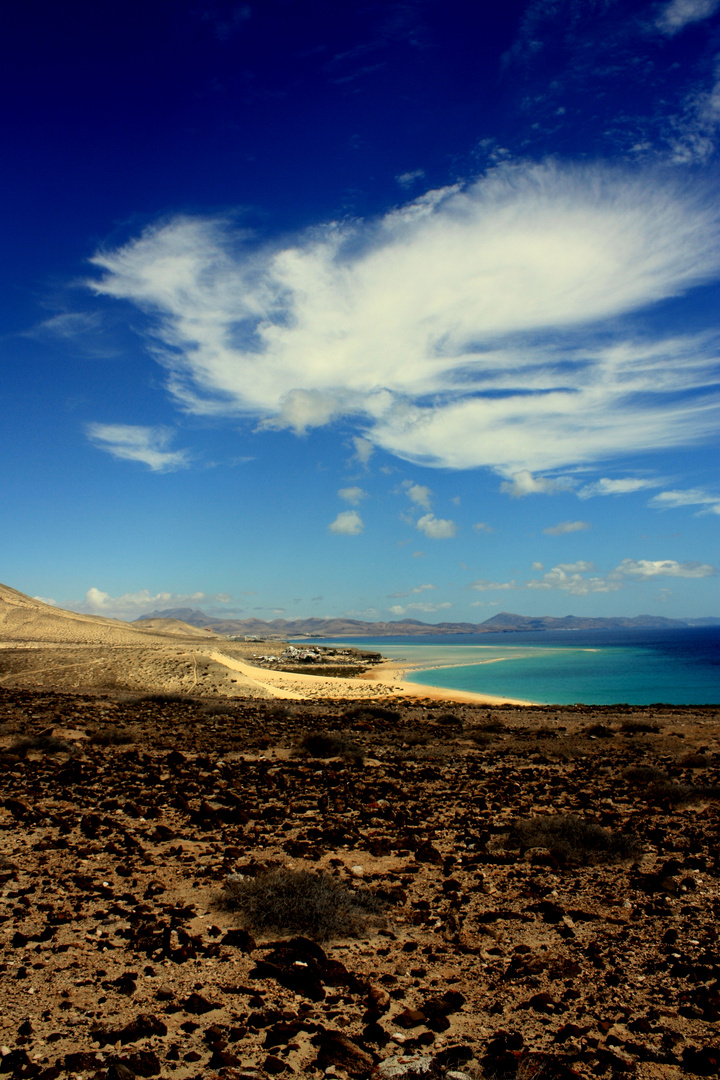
[359,656,535,705]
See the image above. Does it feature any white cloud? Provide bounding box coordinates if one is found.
[33,596,58,606]
[468,556,716,597]
[396,169,425,188]
[613,558,716,579]
[388,601,452,616]
[649,487,720,514]
[527,562,618,595]
[403,481,433,509]
[578,477,660,498]
[86,423,191,472]
[388,584,436,598]
[89,162,720,476]
[656,0,720,34]
[82,587,209,618]
[470,579,517,591]
[500,471,573,497]
[338,486,368,505]
[351,436,375,467]
[543,520,590,536]
[473,521,494,532]
[416,513,457,539]
[329,510,364,535]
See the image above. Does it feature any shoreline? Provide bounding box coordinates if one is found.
[207,650,536,706]
[360,657,537,706]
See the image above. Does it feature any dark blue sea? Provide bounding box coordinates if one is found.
[294,627,720,705]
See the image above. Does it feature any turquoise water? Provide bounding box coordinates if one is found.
[296,628,720,705]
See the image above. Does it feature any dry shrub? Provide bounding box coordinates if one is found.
[342,704,401,722]
[136,692,187,705]
[621,719,661,735]
[436,711,463,727]
[679,753,710,769]
[11,734,75,756]
[623,765,667,786]
[223,868,385,941]
[508,813,639,865]
[585,723,615,738]
[300,731,362,761]
[87,727,134,746]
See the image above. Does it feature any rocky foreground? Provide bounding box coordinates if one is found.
[1,688,719,1080]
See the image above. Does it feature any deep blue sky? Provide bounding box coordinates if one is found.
[2,0,719,622]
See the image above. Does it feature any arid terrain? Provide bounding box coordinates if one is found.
[1,585,720,1079]
[1,690,719,1080]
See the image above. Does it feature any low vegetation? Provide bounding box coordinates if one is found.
[508,813,640,865]
[222,867,385,941]
[299,730,362,761]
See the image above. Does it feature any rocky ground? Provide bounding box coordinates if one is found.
[1,688,719,1080]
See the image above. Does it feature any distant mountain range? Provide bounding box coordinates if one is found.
[135,608,720,637]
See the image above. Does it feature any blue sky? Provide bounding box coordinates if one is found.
[2,0,719,622]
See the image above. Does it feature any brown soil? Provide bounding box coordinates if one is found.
[1,688,719,1080]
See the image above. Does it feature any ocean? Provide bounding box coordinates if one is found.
[294,627,720,706]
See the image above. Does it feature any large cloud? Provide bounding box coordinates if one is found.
[89,161,720,474]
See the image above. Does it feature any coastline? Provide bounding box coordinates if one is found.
[360,657,537,706]
[207,650,536,706]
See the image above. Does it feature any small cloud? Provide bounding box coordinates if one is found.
[396,169,426,188]
[649,488,720,515]
[416,513,457,539]
[531,562,544,570]
[338,486,368,505]
[86,423,191,472]
[500,471,572,497]
[33,596,57,606]
[613,558,716,579]
[329,510,364,535]
[389,601,452,616]
[473,522,494,533]
[351,436,374,467]
[543,520,590,536]
[470,579,517,591]
[387,584,436,598]
[403,481,433,510]
[412,551,425,558]
[578,477,659,498]
[656,0,720,35]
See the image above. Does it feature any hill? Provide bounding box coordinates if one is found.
[136,606,719,637]
[0,584,217,645]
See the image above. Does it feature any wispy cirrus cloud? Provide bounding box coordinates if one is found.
[86,423,191,471]
[656,0,720,35]
[88,161,720,481]
[388,584,436,598]
[543,520,590,536]
[578,477,660,498]
[649,487,720,514]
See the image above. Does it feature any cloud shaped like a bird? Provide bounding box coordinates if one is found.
[89,161,720,477]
